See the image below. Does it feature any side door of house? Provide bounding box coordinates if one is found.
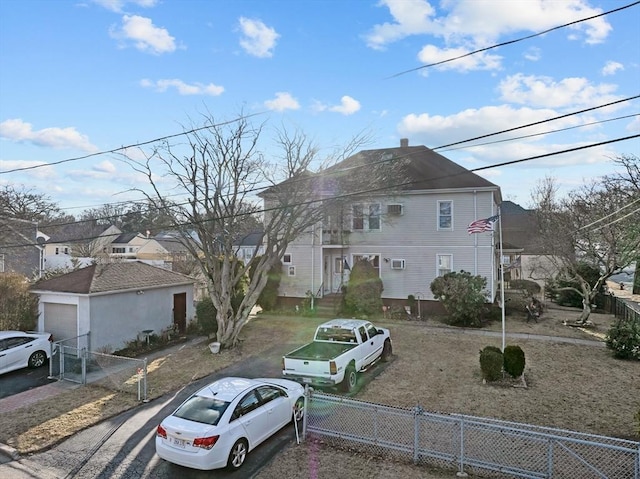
[173,293,186,333]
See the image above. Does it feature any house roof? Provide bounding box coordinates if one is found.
[260,143,500,199]
[31,261,193,294]
[112,232,141,244]
[323,144,499,193]
[234,231,264,247]
[500,200,545,254]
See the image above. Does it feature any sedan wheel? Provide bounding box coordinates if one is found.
[28,351,47,368]
[227,439,248,470]
[293,397,305,423]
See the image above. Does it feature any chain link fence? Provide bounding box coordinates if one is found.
[303,390,640,479]
[53,344,147,401]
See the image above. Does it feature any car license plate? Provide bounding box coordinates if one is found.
[171,437,186,448]
[302,378,312,384]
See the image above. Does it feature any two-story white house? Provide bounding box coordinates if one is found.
[267,139,502,313]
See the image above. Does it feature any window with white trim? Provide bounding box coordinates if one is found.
[438,201,452,230]
[287,266,296,276]
[283,253,292,264]
[352,203,381,231]
[390,259,405,270]
[437,254,452,276]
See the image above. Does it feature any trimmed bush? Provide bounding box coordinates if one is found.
[606,319,640,360]
[479,346,503,382]
[508,279,541,295]
[343,259,383,317]
[503,345,526,378]
[430,270,490,327]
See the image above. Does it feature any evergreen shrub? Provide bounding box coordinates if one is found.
[605,319,640,360]
[503,345,526,377]
[479,346,503,382]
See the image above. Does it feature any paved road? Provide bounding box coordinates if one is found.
[0,363,52,399]
[0,340,391,479]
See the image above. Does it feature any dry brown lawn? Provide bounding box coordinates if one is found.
[1,303,638,478]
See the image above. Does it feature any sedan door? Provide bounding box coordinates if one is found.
[1,337,33,373]
[235,390,272,448]
[255,386,291,436]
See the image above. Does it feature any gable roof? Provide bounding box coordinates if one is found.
[112,232,142,244]
[325,144,498,193]
[31,261,193,294]
[261,143,500,199]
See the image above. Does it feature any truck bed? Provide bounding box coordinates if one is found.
[285,341,357,361]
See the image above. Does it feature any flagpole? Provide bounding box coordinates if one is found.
[498,206,505,352]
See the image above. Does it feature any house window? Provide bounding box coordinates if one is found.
[352,203,381,231]
[334,257,344,274]
[438,201,452,230]
[55,247,59,255]
[283,253,292,264]
[437,254,452,276]
[390,259,405,270]
[112,247,126,254]
[287,266,296,276]
[63,247,69,255]
[387,204,403,215]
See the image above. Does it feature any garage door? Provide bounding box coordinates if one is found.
[43,303,77,344]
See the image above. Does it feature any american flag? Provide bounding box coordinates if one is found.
[467,215,499,234]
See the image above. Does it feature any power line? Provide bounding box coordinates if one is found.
[2,133,638,250]
[439,113,640,152]
[433,95,640,150]
[0,111,268,175]
[389,1,640,78]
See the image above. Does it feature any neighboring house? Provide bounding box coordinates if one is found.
[30,261,195,353]
[499,200,556,292]
[234,231,265,264]
[41,224,122,270]
[264,139,502,311]
[108,231,148,259]
[0,216,43,278]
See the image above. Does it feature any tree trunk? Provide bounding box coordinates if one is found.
[577,299,591,324]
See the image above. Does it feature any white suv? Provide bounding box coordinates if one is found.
[0,331,52,375]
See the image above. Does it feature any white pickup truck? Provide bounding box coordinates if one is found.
[282,319,392,393]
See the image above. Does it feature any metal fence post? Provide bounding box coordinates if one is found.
[547,437,554,478]
[413,405,423,464]
[60,345,65,381]
[302,385,310,440]
[635,442,639,479]
[458,415,467,476]
[143,358,148,402]
[81,348,87,385]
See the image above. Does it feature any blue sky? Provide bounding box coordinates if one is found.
[1,0,638,215]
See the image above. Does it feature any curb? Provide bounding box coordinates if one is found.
[0,442,19,461]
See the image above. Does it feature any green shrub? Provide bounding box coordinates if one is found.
[605,319,640,360]
[343,259,383,317]
[430,271,490,327]
[479,346,503,382]
[195,297,218,337]
[503,345,526,378]
[508,279,541,295]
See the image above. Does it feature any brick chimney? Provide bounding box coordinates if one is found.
[400,138,409,148]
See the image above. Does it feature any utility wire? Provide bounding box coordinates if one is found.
[0,111,268,175]
[389,1,640,78]
[3,133,638,249]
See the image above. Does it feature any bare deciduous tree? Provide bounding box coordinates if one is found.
[531,158,640,324]
[126,114,368,348]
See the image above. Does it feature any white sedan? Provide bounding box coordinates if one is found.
[155,376,305,470]
[0,330,52,375]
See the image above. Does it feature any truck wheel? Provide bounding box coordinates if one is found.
[381,339,392,362]
[340,364,357,393]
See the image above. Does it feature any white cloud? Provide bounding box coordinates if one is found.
[110,15,176,55]
[601,61,624,76]
[92,0,157,13]
[0,119,98,152]
[523,47,541,62]
[264,92,300,112]
[140,78,224,96]
[417,45,501,72]
[238,17,279,58]
[365,0,612,69]
[498,74,619,109]
[627,116,640,134]
[93,160,117,174]
[0,159,57,179]
[329,96,361,115]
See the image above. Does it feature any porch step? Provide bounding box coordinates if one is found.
[314,294,342,317]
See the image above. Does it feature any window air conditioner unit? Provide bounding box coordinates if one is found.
[391,259,405,270]
[387,204,403,215]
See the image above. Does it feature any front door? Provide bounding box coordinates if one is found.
[173,293,186,333]
[332,255,349,293]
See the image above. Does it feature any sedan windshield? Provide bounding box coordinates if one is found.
[173,396,230,425]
